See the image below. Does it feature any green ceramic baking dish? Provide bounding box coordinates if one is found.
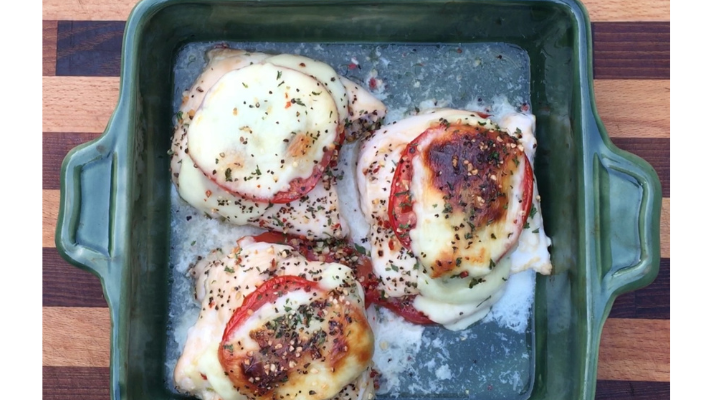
[55,0,662,399]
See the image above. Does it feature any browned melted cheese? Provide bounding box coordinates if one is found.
[220,284,373,400]
[419,124,523,277]
[408,121,530,279]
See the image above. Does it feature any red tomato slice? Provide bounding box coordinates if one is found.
[373,295,435,325]
[387,131,423,249]
[220,275,319,342]
[387,123,534,271]
[251,232,380,307]
[251,233,432,325]
[519,157,534,228]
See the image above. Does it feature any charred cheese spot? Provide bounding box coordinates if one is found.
[417,124,525,277]
[220,286,373,400]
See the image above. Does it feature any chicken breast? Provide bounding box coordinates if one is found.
[174,236,376,400]
[170,48,386,239]
[356,108,552,330]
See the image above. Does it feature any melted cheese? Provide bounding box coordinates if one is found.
[171,49,270,186]
[408,119,529,279]
[174,237,375,400]
[187,63,340,199]
[264,54,350,124]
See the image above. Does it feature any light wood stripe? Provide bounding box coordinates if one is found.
[44,190,60,249]
[41,307,669,381]
[43,76,118,134]
[43,77,669,139]
[583,0,669,22]
[43,308,110,367]
[41,0,670,22]
[597,318,669,381]
[660,198,669,260]
[593,80,669,139]
[43,0,137,22]
[43,188,671,259]
[43,21,58,76]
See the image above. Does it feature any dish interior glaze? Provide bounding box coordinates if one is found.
[166,40,535,400]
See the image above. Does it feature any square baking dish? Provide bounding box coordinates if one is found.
[55,0,662,399]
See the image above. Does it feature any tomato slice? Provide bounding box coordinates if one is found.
[519,157,534,228]
[220,275,318,342]
[251,233,432,325]
[387,131,423,249]
[387,122,534,276]
[374,295,434,325]
[252,232,380,307]
[267,149,333,204]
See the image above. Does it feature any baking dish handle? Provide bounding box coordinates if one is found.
[55,133,117,280]
[593,144,662,314]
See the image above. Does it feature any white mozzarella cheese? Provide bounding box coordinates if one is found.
[264,54,350,124]
[187,63,340,200]
[177,160,268,223]
[171,49,271,186]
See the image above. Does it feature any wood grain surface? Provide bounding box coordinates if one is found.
[592,23,669,79]
[41,0,670,22]
[593,80,670,139]
[41,0,671,399]
[43,20,58,76]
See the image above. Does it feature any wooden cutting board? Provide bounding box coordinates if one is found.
[42,0,670,398]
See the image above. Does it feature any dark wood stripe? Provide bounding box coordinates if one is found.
[43,248,107,308]
[41,367,669,400]
[43,20,58,76]
[43,132,101,190]
[608,258,669,319]
[592,22,670,79]
[596,380,670,400]
[610,137,669,198]
[43,366,110,400]
[56,21,125,77]
[51,21,667,80]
